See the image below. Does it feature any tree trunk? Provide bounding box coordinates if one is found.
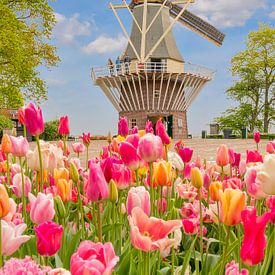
[263,83,270,133]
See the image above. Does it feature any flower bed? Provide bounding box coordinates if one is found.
[0,106,275,274]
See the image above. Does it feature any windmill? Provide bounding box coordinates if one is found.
[91,0,225,138]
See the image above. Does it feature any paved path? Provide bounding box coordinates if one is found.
[67,138,269,163]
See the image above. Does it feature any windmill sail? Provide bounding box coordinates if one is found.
[170,5,225,46]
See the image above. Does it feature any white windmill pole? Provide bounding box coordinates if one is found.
[144,0,192,61]
[140,0,148,62]
[109,2,141,60]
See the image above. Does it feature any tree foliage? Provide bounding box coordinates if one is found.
[0,0,59,108]
[0,115,14,136]
[40,119,59,141]
[216,23,275,133]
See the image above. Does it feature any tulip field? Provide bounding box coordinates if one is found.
[0,104,275,274]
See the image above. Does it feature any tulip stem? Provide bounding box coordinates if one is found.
[19,157,26,221]
[97,202,102,242]
[198,188,203,268]
[76,180,85,238]
[85,146,89,171]
[0,218,2,268]
[135,170,139,186]
[23,125,27,138]
[165,145,168,161]
[273,227,275,274]
[149,162,154,216]
[35,136,43,192]
[62,136,67,156]
[220,226,231,274]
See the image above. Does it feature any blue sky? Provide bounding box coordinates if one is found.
[40,0,275,136]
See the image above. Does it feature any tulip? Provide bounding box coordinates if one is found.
[131,126,138,134]
[155,119,170,145]
[126,134,140,149]
[246,150,263,163]
[54,168,69,183]
[219,188,246,226]
[228,148,235,165]
[1,220,30,256]
[3,198,16,223]
[18,108,25,125]
[0,185,10,218]
[168,151,184,171]
[58,115,70,136]
[190,167,203,189]
[222,177,243,190]
[266,141,275,154]
[119,141,141,171]
[216,144,229,167]
[1,134,12,155]
[109,179,118,203]
[253,131,260,144]
[137,133,163,163]
[145,120,154,134]
[70,240,119,275]
[118,116,129,137]
[225,260,248,275]
[257,154,275,195]
[101,156,122,183]
[72,142,85,154]
[56,179,72,203]
[86,162,109,201]
[24,103,44,136]
[128,207,182,256]
[111,164,131,190]
[54,195,66,220]
[35,221,63,256]
[178,147,193,163]
[174,140,184,153]
[9,136,29,157]
[240,208,271,266]
[232,152,241,167]
[80,132,91,147]
[153,161,173,187]
[209,181,223,201]
[69,162,79,183]
[28,192,55,224]
[11,173,31,198]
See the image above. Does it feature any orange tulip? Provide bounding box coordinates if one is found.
[138,130,146,137]
[190,167,203,189]
[219,188,246,226]
[54,168,69,183]
[0,184,10,218]
[1,134,12,155]
[153,161,173,187]
[56,179,72,202]
[216,144,229,167]
[209,181,223,201]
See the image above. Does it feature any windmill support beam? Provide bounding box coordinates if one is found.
[122,0,142,33]
[140,0,148,62]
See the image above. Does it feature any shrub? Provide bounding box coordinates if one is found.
[0,115,14,137]
[41,120,59,141]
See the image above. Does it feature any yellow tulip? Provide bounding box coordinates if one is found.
[190,167,203,189]
[153,161,173,187]
[56,179,72,202]
[54,168,69,183]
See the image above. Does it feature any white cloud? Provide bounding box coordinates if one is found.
[46,78,67,86]
[82,34,127,55]
[189,0,266,28]
[54,13,91,44]
[269,5,275,19]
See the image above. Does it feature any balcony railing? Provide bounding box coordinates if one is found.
[92,61,215,81]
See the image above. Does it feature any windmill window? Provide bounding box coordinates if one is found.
[131,119,137,128]
[154,90,160,98]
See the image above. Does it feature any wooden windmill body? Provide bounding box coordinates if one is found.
[91,0,225,138]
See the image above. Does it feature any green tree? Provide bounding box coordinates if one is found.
[0,0,59,108]
[40,119,59,141]
[216,23,275,133]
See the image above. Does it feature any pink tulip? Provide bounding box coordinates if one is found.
[228,148,235,165]
[266,196,275,223]
[246,150,263,163]
[58,115,70,136]
[10,136,29,157]
[28,192,55,224]
[266,141,275,154]
[35,221,63,256]
[178,147,193,163]
[101,145,109,159]
[131,126,138,134]
[216,144,229,167]
[145,120,154,134]
[11,173,31,198]
[222,177,243,190]
[128,207,182,255]
[101,156,122,183]
[119,141,141,171]
[118,116,129,137]
[80,132,91,147]
[157,198,167,214]
[111,163,131,190]
[70,240,119,275]
[87,162,109,201]
[240,208,271,266]
[138,133,163,163]
[72,142,85,154]
[126,134,140,149]
[232,152,241,167]
[225,260,248,275]
[239,160,247,176]
[18,108,25,125]
[156,119,170,145]
[253,131,260,144]
[1,220,30,256]
[126,186,150,216]
[24,103,44,136]
[3,198,17,222]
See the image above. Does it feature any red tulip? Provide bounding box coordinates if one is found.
[145,120,154,134]
[86,162,109,201]
[240,208,271,266]
[119,141,141,171]
[101,156,122,183]
[131,126,138,134]
[35,221,63,256]
[246,150,263,163]
[24,103,44,136]
[70,240,119,275]
[18,108,25,125]
[253,131,260,144]
[58,116,70,136]
[80,132,91,147]
[174,140,184,153]
[118,116,129,137]
[232,152,241,167]
[155,119,170,145]
[178,147,193,163]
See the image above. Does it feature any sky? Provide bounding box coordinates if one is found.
[40,0,275,137]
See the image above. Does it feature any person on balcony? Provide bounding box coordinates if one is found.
[115,56,122,75]
[124,54,131,74]
[108,58,114,75]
